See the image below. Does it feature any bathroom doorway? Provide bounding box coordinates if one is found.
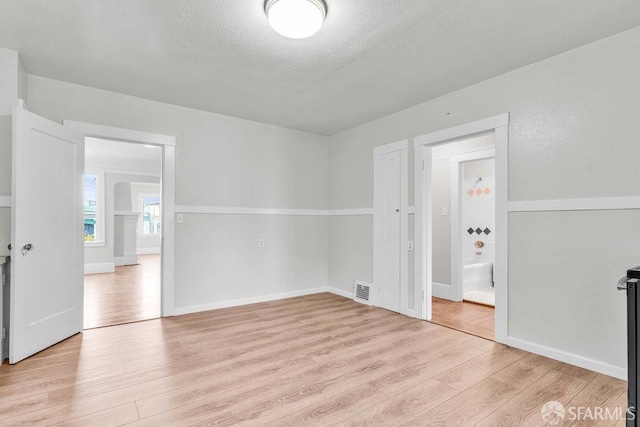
[414,114,509,343]
[429,134,496,340]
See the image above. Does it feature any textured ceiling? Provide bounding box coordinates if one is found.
[1,1,639,135]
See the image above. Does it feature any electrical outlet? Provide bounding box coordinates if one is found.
[442,208,448,216]
[176,214,184,224]
[408,241,414,251]
[258,239,265,248]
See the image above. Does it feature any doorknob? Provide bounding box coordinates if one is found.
[22,243,33,256]
[7,244,11,251]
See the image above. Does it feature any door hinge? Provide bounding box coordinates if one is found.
[1,328,5,340]
[422,160,425,171]
[422,291,425,301]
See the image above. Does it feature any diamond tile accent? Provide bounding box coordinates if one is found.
[467,189,475,196]
[484,228,491,235]
[484,188,491,195]
[475,228,483,235]
[467,228,474,235]
[475,188,483,195]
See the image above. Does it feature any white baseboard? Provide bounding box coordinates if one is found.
[327,287,354,299]
[84,262,115,275]
[505,336,626,380]
[114,255,138,267]
[433,282,454,300]
[174,287,329,316]
[137,247,161,255]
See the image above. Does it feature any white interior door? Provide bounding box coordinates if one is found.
[10,102,84,363]
[373,150,401,313]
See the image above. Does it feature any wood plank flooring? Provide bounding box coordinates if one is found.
[0,293,627,426]
[84,254,161,329]
[431,297,495,340]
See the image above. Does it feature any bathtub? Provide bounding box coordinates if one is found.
[462,261,493,292]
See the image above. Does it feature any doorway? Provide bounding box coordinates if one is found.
[83,137,163,328]
[430,136,496,340]
[414,114,509,344]
[65,119,176,320]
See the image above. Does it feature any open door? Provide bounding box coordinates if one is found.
[9,102,84,363]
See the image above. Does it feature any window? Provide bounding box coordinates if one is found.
[142,196,161,234]
[83,174,97,241]
[83,170,105,245]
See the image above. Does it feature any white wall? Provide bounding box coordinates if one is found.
[175,214,328,312]
[0,49,19,115]
[328,27,640,376]
[26,75,329,310]
[464,159,494,180]
[114,182,132,211]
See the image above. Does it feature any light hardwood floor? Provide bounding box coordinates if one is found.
[84,254,161,329]
[0,293,627,426]
[431,297,495,341]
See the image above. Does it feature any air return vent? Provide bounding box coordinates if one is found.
[353,280,372,306]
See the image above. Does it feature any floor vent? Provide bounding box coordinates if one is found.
[353,280,372,305]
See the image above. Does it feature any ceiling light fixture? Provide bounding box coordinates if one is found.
[265,0,327,39]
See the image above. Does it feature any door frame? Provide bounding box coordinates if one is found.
[449,148,495,302]
[63,120,176,317]
[414,114,509,343]
[373,140,409,315]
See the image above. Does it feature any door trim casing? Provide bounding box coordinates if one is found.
[414,114,509,343]
[63,120,176,317]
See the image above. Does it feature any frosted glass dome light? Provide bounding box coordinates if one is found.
[265,0,327,39]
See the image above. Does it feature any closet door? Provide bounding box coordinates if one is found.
[373,150,402,313]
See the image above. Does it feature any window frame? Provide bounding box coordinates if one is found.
[83,168,106,247]
[137,192,162,237]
